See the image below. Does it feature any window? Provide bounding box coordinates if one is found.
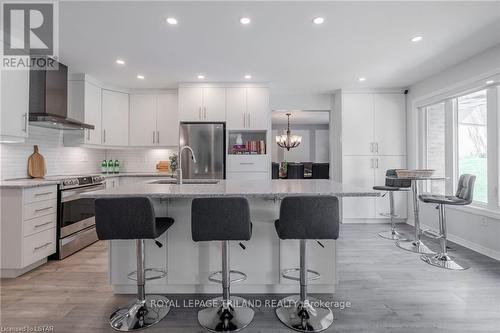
[425,102,446,194]
[421,86,496,208]
[457,90,487,203]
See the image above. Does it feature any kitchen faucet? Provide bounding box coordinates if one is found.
[178,145,197,184]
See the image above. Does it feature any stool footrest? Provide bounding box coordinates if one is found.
[422,229,443,239]
[282,268,321,281]
[127,268,167,281]
[208,270,247,284]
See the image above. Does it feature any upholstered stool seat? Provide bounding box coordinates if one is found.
[191,197,254,332]
[95,197,174,331]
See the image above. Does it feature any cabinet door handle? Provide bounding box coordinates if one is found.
[204,107,207,120]
[35,206,53,212]
[157,131,160,144]
[370,142,373,153]
[23,113,28,132]
[34,221,53,229]
[240,162,255,165]
[376,158,379,169]
[103,129,106,143]
[243,113,246,127]
[375,142,379,153]
[153,131,156,144]
[35,191,53,197]
[198,107,202,120]
[34,242,52,251]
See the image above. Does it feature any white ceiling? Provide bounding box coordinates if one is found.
[272,111,329,126]
[59,1,500,94]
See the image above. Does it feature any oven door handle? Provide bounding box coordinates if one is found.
[61,183,106,202]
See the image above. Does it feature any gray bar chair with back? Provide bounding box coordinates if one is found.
[274,196,340,332]
[95,197,174,331]
[419,174,476,270]
[191,197,254,332]
[373,169,411,240]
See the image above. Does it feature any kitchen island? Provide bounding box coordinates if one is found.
[84,179,379,294]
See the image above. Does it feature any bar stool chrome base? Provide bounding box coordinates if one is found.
[275,295,333,333]
[197,296,254,332]
[396,239,435,254]
[420,253,470,270]
[378,230,407,241]
[109,295,171,331]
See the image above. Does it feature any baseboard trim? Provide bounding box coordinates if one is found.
[0,259,47,278]
[406,220,500,261]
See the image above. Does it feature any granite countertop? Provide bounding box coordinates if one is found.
[0,172,176,189]
[81,179,380,199]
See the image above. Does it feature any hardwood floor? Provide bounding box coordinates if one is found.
[1,224,499,332]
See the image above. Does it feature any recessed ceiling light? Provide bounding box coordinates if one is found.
[166,17,178,25]
[312,17,325,25]
[244,74,252,79]
[358,77,366,82]
[486,80,495,84]
[240,17,251,25]
[197,75,205,79]
[115,59,125,65]
[137,74,145,80]
[410,35,423,42]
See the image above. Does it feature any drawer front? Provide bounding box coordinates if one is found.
[24,200,57,221]
[24,214,56,237]
[23,228,56,266]
[227,171,269,180]
[24,186,57,203]
[227,155,268,172]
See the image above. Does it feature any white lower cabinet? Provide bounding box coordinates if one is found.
[342,155,407,220]
[1,185,57,278]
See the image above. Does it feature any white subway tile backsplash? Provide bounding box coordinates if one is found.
[0,126,177,180]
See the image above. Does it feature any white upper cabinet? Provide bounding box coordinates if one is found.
[178,87,203,121]
[226,88,247,129]
[373,94,406,155]
[129,93,178,147]
[342,93,405,156]
[0,69,29,140]
[157,93,178,146]
[129,94,157,146]
[226,87,269,129]
[246,87,269,129]
[101,89,129,146]
[342,93,374,156]
[178,87,225,122]
[83,82,102,145]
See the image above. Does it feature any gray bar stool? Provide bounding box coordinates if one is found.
[95,197,174,331]
[419,174,476,270]
[274,196,340,332]
[191,197,254,332]
[373,169,411,240]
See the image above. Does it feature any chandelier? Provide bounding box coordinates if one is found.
[276,113,302,151]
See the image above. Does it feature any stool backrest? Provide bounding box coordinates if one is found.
[192,197,252,241]
[385,169,411,188]
[455,174,476,203]
[287,163,304,179]
[312,163,330,179]
[277,196,339,240]
[95,197,157,240]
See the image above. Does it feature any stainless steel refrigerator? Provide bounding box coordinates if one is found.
[179,123,225,180]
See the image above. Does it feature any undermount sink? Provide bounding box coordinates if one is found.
[149,179,220,185]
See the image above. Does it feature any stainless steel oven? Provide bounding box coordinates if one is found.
[55,176,105,259]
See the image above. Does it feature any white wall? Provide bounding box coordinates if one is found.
[406,44,500,260]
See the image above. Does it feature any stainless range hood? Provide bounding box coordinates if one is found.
[29,60,94,130]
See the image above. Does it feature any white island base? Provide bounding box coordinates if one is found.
[109,197,337,295]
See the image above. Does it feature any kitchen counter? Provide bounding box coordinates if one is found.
[83,179,378,295]
[82,179,379,199]
[0,172,175,189]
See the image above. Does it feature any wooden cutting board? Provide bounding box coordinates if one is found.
[28,145,46,178]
